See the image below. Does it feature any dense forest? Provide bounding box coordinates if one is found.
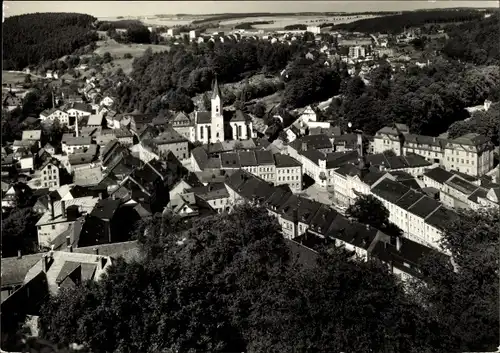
[333,9,485,34]
[31,205,499,353]
[113,40,307,113]
[3,13,98,70]
[442,13,500,65]
[234,21,273,30]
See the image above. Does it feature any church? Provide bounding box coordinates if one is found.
[172,78,255,144]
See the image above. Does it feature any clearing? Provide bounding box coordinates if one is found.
[2,71,30,85]
[89,39,171,75]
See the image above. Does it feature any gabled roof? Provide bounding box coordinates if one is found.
[90,198,121,220]
[231,110,251,123]
[290,134,332,152]
[238,151,258,167]
[221,152,240,168]
[408,197,441,219]
[196,111,211,124]
[452,133,490,146]
[153,128,188,145]
[444,175,478,195]
[372,178,410,204]
[274,154,302,168]
[424,167,454,184]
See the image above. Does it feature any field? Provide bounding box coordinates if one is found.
[98,16,195,28]
[92,39,171,74]
[218,14,379,29]
[2,71,29,85]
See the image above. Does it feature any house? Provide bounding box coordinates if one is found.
[2,183,33,211]
[42,143,56,155]
[77,198,123,245]
[21,130,42,148]
[99,96,115,107]
[185,183,230,213]
[35,196,99,247]
[66,102,92,120]
[40,108,70,125]
[2,91,23,111]
[113,128,134,146]
[150,128,190,161]
[39,159,61,189]
[166,192,215,218]
[62,136,92,155]
[130,142,160,164]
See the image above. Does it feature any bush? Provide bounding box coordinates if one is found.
[123,53,133,59]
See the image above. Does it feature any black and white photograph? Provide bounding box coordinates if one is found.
[1,1,499,352]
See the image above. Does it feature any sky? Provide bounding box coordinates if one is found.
[4,1,498,18]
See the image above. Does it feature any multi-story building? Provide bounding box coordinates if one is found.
[349,45,366,59]
[62,136,92,155]
[35,196,99,247]
[442,133,494,177]
[40,159,60,189]
[373,125,494,177]
[191,147,303,193]
[151,128,190,161]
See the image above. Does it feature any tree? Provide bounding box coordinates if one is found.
[346,194,389,230]
[1,207,40,257]
[24,75,32,84]
[252,101,266,119]
[410,208,499,352]
[102,52,113,64]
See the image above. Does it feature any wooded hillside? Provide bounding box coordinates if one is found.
[333,9,484,34]
[3,13,98,70]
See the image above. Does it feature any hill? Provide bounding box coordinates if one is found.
[333,9,484,34]
[3,13,98,70]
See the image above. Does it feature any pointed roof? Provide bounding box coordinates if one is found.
[212,76,222,100]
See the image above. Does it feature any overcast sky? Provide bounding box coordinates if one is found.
[5,1,498,18]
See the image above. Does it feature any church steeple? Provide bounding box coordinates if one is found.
[212,76,222,100]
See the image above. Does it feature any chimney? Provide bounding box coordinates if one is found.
[99,192,103,200]
[17,250,22,259]
[66,235,71,246]
[302,142,308,151]
[366,223,370,230]
[93,247,99,255]
[49,196,55,220]
[111,193,116,200]
[396,236,402,251]
[61,200,66,219]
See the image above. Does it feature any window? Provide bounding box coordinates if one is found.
[52,225,55,230]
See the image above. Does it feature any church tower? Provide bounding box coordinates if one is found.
[211,77,224,143]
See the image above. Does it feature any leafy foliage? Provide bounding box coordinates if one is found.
[3,13,98,70]
[448,102,499,145]
[281,58,341,109]
[40,204,449,353]
[1,207,40,257]
[443,13,500,65]
[410,208,499,352]
[114,40,304,113]
[346,194,389,229]
[326,59,500,136]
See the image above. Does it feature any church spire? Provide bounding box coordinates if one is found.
[212,75,222,100]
